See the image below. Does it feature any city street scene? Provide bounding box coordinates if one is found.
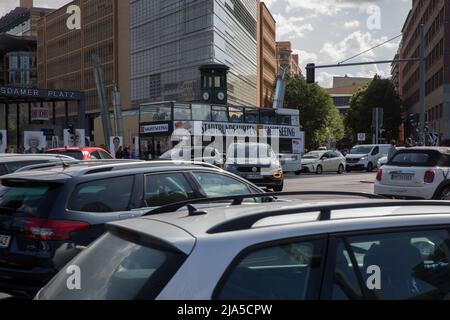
[1,0,450,307]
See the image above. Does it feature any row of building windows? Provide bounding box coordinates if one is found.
[403,0,440,56]
[425,68,444,96]
[403,8,444,78]
[427,104,443,123]
[425,38,444,70]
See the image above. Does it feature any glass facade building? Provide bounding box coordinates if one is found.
[130,0,257,107]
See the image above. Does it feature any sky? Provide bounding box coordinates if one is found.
[0,0,412,87]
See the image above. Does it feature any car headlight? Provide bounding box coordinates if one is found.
[361,156,368,161]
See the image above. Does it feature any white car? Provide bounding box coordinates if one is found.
[301,150,346,174]
[374,147,450,200]
[377,156,388,169]
[278,153,302,175]
[346,144,391,172]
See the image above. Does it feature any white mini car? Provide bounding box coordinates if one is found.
[375,147,450,200]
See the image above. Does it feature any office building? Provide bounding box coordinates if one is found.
[276,41,300,75]
[37,0,131,122]
[325,76,372,114]
[130,0,258,107]
[257,1,276,108]
[400,0,448,142]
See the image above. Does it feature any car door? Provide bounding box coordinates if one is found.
[322,226,450,300]
[321,152,332,172]
[214,237,327,300]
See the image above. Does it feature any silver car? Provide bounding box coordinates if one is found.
[37,193,450,300]
[301,150,346,174]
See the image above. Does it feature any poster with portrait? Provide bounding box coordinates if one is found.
[0,130,7,153]
[24,131,46,154]
[63,129,86,148]
[109,136,123,159]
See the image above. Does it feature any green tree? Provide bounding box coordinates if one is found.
[284,74,344,150]
[345,75,402,143]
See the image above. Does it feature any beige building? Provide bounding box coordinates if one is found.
[37,0,131,139]
[325,76,372,114]
[257,1,277,108]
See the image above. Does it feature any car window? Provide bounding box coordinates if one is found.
[331,228,450,300]
[216,239,324,300]
[90,151,101,160]
[191,172,252,197]
[38,232,187,300]
[68,176,135,212]
[144,173,197,207]
[5,160,49,172]
[389,151,439,167]
[99,151,113,159]
[0,163,8,176]
[47,150,83,160]
[371,147,379,156]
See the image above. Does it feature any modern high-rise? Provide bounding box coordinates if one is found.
[37,0,131,120]
[400,0,448,142]
[257,1,276,108]
[130,0,258,107]
[276,41,300,75]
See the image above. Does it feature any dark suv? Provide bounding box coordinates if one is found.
[0,161,264,298]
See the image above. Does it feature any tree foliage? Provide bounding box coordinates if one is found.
[345,75,402,143]
[284,74,344,150]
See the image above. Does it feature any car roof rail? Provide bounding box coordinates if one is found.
[15,159,141,172]
[144,191,386,216]
[207,200,450,234]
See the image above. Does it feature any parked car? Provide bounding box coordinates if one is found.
[0,154,75,176]
[377,156,388,169]
[159,146,224,168]
[45,147,112,160]
[278,153,302,175]
[36,193,450,300]
[0,161,265,298]
[375,147,450,200]
[225,143,284,191]
[301,150,346,174]
[346,144,391,172]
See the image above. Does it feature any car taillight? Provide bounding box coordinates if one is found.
[424,170,435,184]
[23,218,90,241]
[376,168,383,181]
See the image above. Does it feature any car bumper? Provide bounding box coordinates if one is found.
[301,164,315,173]
[346,163,367,170]
[0,266,56,297]
[249,177,284,188]
[374,183,436,200]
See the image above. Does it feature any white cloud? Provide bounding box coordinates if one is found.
[284,0,376,16]
[344,20,361,29]
[274,14,313,39]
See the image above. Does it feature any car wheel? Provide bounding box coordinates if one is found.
[316,165,323,175]
[337,164,344,174]
[273,184,284,192]
[366,162,373,172]
[346,167,352,173]
[438,187,450,200]
[295,170,301,176]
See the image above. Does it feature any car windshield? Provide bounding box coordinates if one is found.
[389,151,440,167]
[38,232,186,300]
[0,180,61,217]
[303,152,322,159]
[349,146,373,154]
[227,144,274,160]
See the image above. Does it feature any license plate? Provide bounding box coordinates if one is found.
[0,234,11,249]
[247,174,262,179]
[391,174,414,181]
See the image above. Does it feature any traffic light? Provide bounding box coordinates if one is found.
[306,63,315,84]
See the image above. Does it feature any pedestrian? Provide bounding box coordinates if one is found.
[123,147,130,159]
[387,140,397,161]
[405,138,414,148]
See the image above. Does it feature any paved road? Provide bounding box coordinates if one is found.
[283,171,376,200]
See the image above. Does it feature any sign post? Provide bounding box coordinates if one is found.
[357,133,366,143]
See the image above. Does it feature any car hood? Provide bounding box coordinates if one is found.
[301,158,319,165]
[346,154,368,159]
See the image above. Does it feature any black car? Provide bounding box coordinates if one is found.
[0,161,264,298]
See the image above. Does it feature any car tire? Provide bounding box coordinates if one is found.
[337,164,344,174]
[366,162,373,172]
[437,187,450,200]
[273,184,284,192]
[316,165,323,175]
[295,170,301,176]
[346,167,352,173]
